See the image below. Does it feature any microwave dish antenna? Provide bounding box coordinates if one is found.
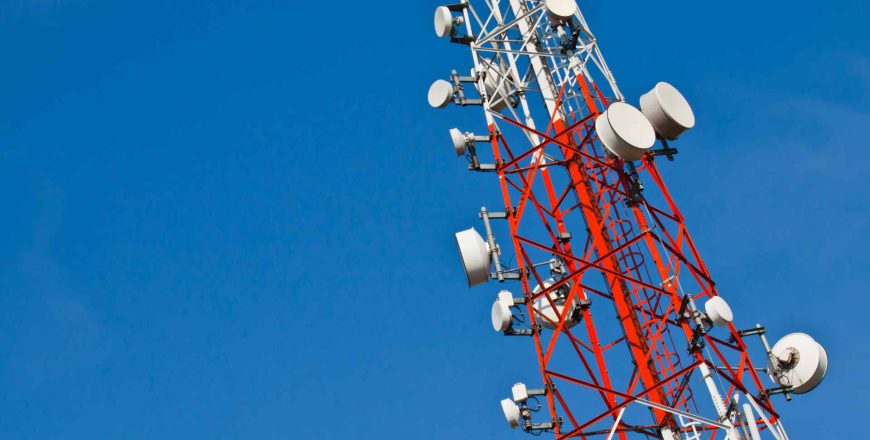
[500,398,522,428]
[595,102,656,161]
[704,296,734,327]
[433,6,456,38]
[449,128,467,156]
[769,333,828,394]
[545,0,578,21]
[428,79,455,109]
[454,227,490,287]
[532,278,579,330]
[475,59,516,111]
[640,82,696,140]
[492,299,512,331]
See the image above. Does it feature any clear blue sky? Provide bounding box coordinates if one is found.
[0,0,866,438]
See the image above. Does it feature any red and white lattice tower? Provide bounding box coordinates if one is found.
[429,1,827,439]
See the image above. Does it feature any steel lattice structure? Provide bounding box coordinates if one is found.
[429,1,823,439]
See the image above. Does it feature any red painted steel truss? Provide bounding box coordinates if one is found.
[481,81,781,439]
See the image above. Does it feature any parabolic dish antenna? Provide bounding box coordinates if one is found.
[455,228,490,286]
[491,300,512,331]
[704,296,734,327]
[477,59,514,111]
[595,101,656,161]
[769,333,828,394]
[545,0,578,21]
[428,79,454,109]
[639,82,695,140]
[532,278,579,330]
[449,128,466,156]
[500,398,522,428]
[433,6,454,38]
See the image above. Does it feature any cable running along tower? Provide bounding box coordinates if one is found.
[428,1,827,439]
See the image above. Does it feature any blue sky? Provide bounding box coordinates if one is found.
[0,0,866,438]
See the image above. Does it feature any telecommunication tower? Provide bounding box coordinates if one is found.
[428,1,827,439]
